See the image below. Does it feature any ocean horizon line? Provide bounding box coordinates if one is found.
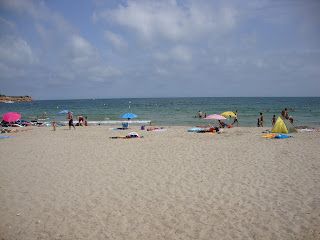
[29,96,320,101]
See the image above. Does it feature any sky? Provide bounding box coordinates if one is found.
[0,0,320,100]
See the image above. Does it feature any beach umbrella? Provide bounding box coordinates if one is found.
[1,112,21,122]
[221,111,236,118]
[205,114,227,120]
[58,110,73,114]
[121,113,137,120]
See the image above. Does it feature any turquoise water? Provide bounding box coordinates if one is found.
[1,97,319,127]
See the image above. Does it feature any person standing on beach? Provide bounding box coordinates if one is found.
[67,111,76,130]
[198,111,202,118]
[272,115,276,126]
[260,113,264,127]
[232,110,239,127]
[53,121,57,131]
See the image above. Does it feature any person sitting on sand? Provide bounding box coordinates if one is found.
[289,116,294,123]
[218,120,227,128]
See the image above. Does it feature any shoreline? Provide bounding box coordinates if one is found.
[1,126,319,239]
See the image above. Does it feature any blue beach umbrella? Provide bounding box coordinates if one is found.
[58,110,73,114]
[121,113,137,120]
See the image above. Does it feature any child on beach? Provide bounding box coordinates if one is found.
[53,121,57,131]
[257,118,260,127]
[84,117,88,126]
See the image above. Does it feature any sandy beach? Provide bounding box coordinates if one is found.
[0,125,319,239]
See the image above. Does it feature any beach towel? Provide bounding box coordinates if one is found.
[108,128,129,130]
[274,134,292,139]
[261,134,292,139]
[261,135,277,138]
[297,129,318,132]
[188,128,201,132]
[0,136,11,139]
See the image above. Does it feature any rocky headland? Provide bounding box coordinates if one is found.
[0,95,34,102]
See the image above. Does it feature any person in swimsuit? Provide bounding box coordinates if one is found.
[282,108,288,118]
[53,121,57,131]
[232,110,239,127]
[68,112,76,130]
[260,112,264,127]
[218,120,227,128]
[272,115,276,126]
[77,116,84,126]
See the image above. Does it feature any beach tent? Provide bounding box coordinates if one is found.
[270,116,297,133]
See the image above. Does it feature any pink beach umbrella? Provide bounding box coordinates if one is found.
[1,112,22,122]
[205,114,227,120]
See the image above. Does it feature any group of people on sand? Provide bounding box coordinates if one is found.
[196,110,239,129]
[257,107,294,127]
[52,112,88,131]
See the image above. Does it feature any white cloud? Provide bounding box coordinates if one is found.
[153,45,192,63]
[103,30,128,51]
[0,36,36,66]
[0,0,121,86]
[57,35,121,82]
[0,36,37,79]
[93,0,238,44]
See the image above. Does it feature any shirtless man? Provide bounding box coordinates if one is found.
[282,108,288,118]
[67,112,76,130]
[198,111,202,118]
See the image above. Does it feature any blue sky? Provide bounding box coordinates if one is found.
[0,0,319,100]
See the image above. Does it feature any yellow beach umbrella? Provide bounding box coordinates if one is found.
[221,111,236,118]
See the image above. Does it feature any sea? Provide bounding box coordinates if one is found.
[1,97,319,127]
